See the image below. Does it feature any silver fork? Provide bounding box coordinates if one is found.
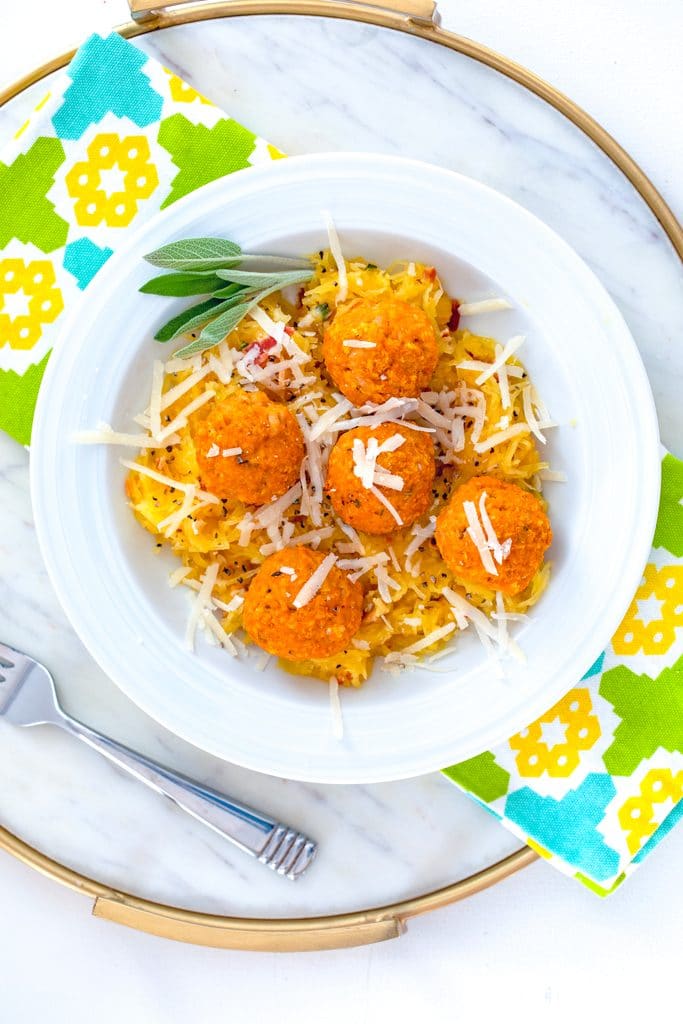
[0,641,317,880]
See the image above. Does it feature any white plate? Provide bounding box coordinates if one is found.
[30,153,660,783]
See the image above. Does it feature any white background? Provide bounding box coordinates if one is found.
[0,1,681,1021]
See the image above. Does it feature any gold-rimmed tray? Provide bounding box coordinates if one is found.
[0,0,680,951]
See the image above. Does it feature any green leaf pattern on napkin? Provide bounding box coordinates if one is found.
[0,32,279,442]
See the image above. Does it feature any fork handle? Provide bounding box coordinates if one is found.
[57,716,316,880]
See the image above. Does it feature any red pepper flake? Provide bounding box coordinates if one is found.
[448,301,461,331]
[284,325,294,337]
[424,266,437,282]
[244,336,278,367]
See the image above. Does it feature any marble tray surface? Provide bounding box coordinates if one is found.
[0,15,680,918]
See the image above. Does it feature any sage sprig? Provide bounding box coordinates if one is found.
[144,237,242,271]
[140,272,226,296]
[141,237,314,359]
[173,278,310,359]
[215,268,315,289]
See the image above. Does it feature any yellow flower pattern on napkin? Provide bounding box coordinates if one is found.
[65,133,159,228]
[509,688,602,778]
[613,563,683,656]
[618,768,683,853]
[0,257,63,350]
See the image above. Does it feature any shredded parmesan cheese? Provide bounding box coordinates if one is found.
[469,336,525,386]
[403,622,456,655]
[342,339,376,348]
[120,459,219,504]
[495,343,511,409]
[457,298,513,316]
[384,622,457,665]
[329,677,344,739]
[199,606,238,655]
[370,485,403,526]
[387,545,401,572]
[522,384,548,444]
[155,389,216,443]
[374,563,400,602]
[323,210,348,303]
[351,432,406,497]
[158,364,212,413]
[149,360,164,439]
[168,566,191,588]
[289,527,335,548]
[292,552,337,609]
[337,552,389,581]
[157,485,197,537]
[71,424,180,449]
[185,563,219,651]
[250,304,286,341]
[457,359,525,379]
[309,397,353,440]
[463,499,498,576]
[405,517,437,560]
[335,519,365,556]
[331,397,420,433]
[478,492,511,565]
[473,423,530,454]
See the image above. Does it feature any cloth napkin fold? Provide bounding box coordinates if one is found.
[444,451,683,895]
[1,32,680,895]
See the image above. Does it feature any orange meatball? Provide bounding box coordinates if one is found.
[322,296,438,405]
[193,391,303,505]
[243,547,363,660]
[326,423,436,535]
[435,475,552,596]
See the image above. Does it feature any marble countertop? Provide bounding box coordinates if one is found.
[0,0,681,1020]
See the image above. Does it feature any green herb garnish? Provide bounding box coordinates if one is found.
[144,237,242,271]
[140,237,314,358]
[140,271,226,296]
[316,302,331,321]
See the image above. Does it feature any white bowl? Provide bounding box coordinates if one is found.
[31,153,660,783]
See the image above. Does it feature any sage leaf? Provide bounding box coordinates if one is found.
[174,280,292,358]
[227,254,311,268]
[174,304,252,358]
[210,281,251,300]
[215,268,314,289]
[140,272,225,296]
[144,237,242,271]
[155,296,242,343]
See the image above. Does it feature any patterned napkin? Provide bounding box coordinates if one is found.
[0,32,280,445]
[1,32,680,895]
[444,451,683,894]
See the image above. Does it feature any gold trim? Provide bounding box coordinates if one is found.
[0,1,680,257]
[0,1,679,949]
[130,0,438,25]
[0,823,535,950]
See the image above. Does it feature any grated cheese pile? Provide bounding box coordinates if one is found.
[97,249,558,686]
